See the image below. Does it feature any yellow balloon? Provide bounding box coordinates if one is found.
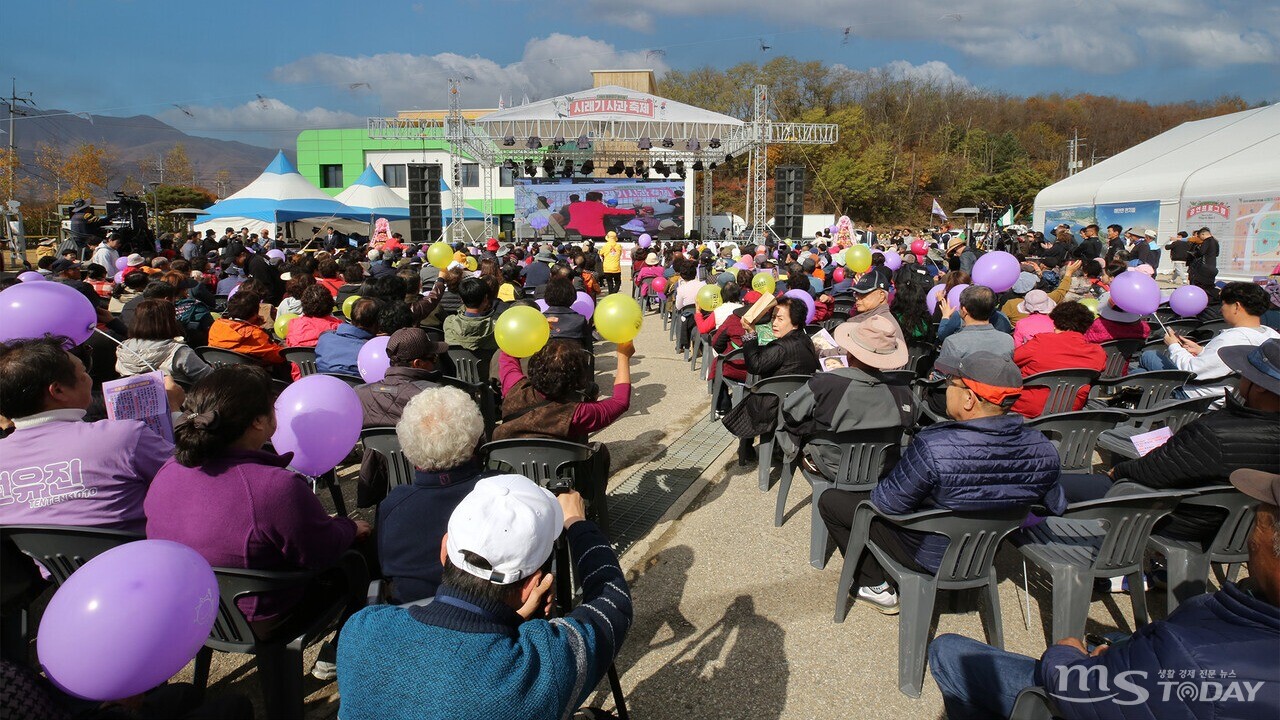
[696,284,723,312]
[427,241,453,270]
[1080,297,1100,317]
[751,272,776,295]
[465,256,478,271]
[595,294,643,344]
[846,245,872,273]
[342,294,362,318]
[273,312,299,339]
[495,305,551,358]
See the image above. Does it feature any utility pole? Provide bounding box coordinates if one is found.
[4,79,36,202]
[1066,128,1087,177]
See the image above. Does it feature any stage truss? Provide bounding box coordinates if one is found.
[369,84,836,245]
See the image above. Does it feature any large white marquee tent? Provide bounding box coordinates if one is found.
[1034,103,1280,279]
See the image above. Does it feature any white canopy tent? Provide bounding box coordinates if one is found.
[1034,103,1280,278]
[195,151,367,240]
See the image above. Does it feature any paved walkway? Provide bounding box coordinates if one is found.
[154,281,1215,718]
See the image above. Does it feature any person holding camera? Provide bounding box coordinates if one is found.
[337,475,633,720]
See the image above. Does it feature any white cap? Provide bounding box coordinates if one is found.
[446,474,564,584]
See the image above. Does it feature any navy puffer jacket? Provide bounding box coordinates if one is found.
[871,413,1065,571]
[1038,582,1279,719]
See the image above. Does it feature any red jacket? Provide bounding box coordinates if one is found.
[1012,330,1107,418]
[564,201,635,238]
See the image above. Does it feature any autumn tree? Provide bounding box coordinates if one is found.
[165,144,194,186]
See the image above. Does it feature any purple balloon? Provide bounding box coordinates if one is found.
[114,257,129,271]
[638,234,652,248]
[572,291,595,320]
[947,284,970,311]
[1110,272,1160,315]
[266,249,286,262]
[357,335,391,383]
[272,374,363,476]
[37,540,217,701]
[18,271,44,282]
[971,251,1020,293]
[1168,285,1209,318]
[926,284,945,314]
[882,250,902,271]
[529,215,549,230]
[783,289,816,324]
[113,270,124,283]
[0,281,98,347]
[535,299,550,312]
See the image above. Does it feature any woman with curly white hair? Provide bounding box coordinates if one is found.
[376,386,490,604]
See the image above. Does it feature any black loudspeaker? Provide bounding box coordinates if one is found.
[774,165,806,240]
[407,164,444,245]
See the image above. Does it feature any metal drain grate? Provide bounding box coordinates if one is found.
[606,416,732,554]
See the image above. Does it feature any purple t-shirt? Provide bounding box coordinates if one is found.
[0,410,173,534]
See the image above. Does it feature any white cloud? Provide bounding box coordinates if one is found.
[158,97,363,134]
[272,34,670,112]
[882,60,971,88]
[573,0,1278,72]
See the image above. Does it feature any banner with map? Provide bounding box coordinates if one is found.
[1182,195,1280,277]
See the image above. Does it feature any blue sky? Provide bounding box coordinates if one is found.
[7,0,1277,147]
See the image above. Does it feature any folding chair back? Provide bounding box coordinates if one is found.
[360,427,415,491]
[1009,687,1058,720]
[1022,368,1101,416]
[195,346,264,368]
[446,348,488,385]
[907,341,936,378]
[750,374,814,492]
[1150,484,1259,611]
[1121,394,1213,432]
[280,347,318,377]
[1104,370,1195,410]
[1098,338,1142,379]
[322,372,364,388]
[197,565,349,720]
[1027,410,1128,473]
[787,426,905,568]
[1017,485,1192,641]
[1,525,142,585]
[481,438,594,491]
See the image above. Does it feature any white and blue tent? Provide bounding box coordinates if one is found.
[195,151,364,236]
[335,165,410,220]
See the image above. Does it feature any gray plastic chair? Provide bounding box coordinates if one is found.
[834,501,1029,697]
[1014,484,1193,642]
[446,347,488,385]
[280,346,318,377]
[1094,395,1213,460]
[1009,687,1059,720]
[322,372,364,388]
[774,427,903,569]
[1097,339,1143,379]
[1,524,143,585]
[1090,370,1194,410]
[907,341,936,379]
[193,563,358,720]
[750,374,814,492]
[437,374,499,437]
[1021,368,1101,416]
[359,426,415,491]
[195,346,265,368]
[1148,484,1258,612]
[707,347,747,419]
[481,439,605,530]
[1026,410,1128,473]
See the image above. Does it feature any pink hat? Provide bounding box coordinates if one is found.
[1133,264,1155,276]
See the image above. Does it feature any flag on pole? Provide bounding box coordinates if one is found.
[998,206,1015,226]
[931,198,947,219]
